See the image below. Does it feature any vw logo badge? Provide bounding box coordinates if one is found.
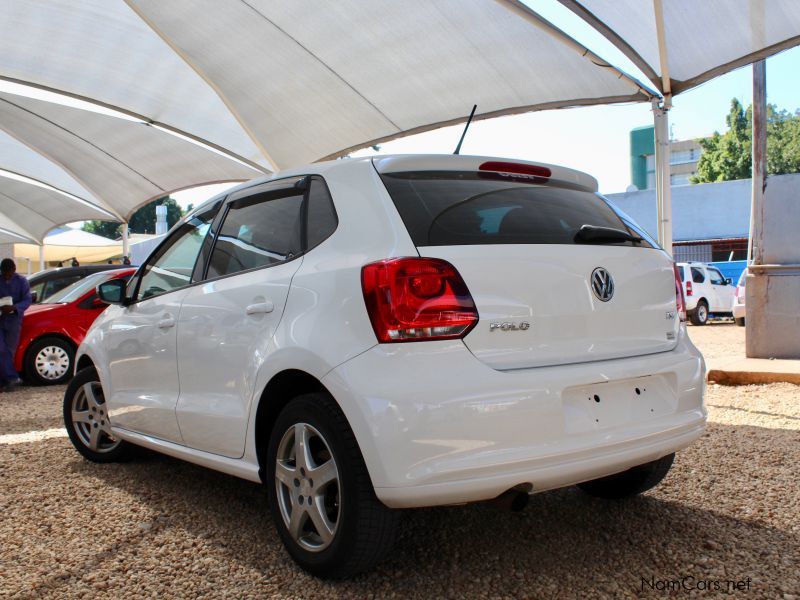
[591,267,614,302]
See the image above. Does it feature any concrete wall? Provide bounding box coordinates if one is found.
[605,177,763,242]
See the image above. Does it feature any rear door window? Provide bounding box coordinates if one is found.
[380,171,650,247]
[691,267,705,283]
[207,188,303,279]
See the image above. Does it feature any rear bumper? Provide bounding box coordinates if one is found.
[323,327,706,508]
[732,301,745,319]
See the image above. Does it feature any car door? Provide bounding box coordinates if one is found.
[175,177,308,458]
[707,266,733,311]
[105,205,218,442]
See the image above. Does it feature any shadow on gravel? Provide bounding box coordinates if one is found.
[66,421,799,598]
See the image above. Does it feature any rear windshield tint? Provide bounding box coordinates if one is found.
[380,171,651,247]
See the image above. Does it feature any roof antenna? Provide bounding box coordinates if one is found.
[454,104,477,155]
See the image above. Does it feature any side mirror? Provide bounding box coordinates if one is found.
[97,279,128,306]
[30,290,38,303]
[725,278,732,285]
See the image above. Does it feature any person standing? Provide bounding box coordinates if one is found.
[0,259,32,391]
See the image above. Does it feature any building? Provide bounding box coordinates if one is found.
[630,125,704,190]
[603,174,800,263]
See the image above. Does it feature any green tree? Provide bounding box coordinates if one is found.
[83,196,183,239]
[692,99,800,183]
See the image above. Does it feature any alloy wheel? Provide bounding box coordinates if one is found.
[275,422,341,552]
[70,382,120,453]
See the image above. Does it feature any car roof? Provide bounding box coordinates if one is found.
[27,264,122,283]
[184,154,600,219]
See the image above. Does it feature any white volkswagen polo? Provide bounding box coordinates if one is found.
[65,155,706,578]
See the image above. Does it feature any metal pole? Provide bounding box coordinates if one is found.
[121,222,130,262]
[748,60,767,265]
[652,99,673,255]
[38,244,45,272]
[745,60,768,358]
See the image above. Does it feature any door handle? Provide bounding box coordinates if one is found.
[246,301,274,315]
[157,316,176,329]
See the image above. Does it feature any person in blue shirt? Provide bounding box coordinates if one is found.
[0,259,32,391]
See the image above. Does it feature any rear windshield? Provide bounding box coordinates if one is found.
[380,171,652,247]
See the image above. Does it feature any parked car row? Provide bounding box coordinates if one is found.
[675,261,750,326]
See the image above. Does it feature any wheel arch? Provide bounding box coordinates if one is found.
[254,369,331,483]
[75,353,96,374]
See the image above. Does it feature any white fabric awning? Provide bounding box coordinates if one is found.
[560,0,800,96]
[122,0,656,169]
[0,90,261,226]
[14,228,123,263]
[0,0,269,170]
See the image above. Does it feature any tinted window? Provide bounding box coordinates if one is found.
[708,267,725,285]
[136,208,217,301]
[207,192,303,279]
[305,178,338,250]
[47,271,114,304]
[691,267,705,283]
[380,171,649,247]
[42,275,82,301]
[678,266,685,281]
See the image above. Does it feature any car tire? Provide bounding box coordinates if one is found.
[735,317,745,327]
[266,393,399,579]
[63,367,131,463]
[24,336,75,385]
[578,453,675,499]
[690,300,709,326]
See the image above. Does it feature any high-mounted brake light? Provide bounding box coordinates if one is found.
[673,263,687,322]
[361,258,479,343]
[478,161,551,184]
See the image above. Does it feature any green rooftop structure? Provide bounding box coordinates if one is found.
[630,125,655,191]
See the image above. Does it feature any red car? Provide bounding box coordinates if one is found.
[16,268,135,385]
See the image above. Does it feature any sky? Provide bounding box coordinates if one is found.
[2,0,799,214]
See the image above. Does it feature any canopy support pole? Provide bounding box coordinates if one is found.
[652,98,672,255]
[747,60,767,267]
[38,244,45,272]
[121,223,130,262]
[746,60,768,358]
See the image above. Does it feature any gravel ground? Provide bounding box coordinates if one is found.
[686,321,745,362]
[1,326,798,599]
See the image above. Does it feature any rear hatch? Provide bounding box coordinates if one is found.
[375,156,679,370]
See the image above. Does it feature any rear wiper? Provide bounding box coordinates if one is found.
[574,224,642,245]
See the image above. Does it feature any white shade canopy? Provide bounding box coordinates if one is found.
[560,0,800,96]
[13,228,123,264]
[123,0,655,169]
[0,211,36,244]
[0,90,261,227]
[0,0,268,170]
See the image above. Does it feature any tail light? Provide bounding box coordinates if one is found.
[361,257,479,342]
[673,263,687,322]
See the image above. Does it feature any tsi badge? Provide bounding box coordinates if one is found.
[490,321,530,332]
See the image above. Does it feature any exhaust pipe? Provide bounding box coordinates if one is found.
[490,486,531,512]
